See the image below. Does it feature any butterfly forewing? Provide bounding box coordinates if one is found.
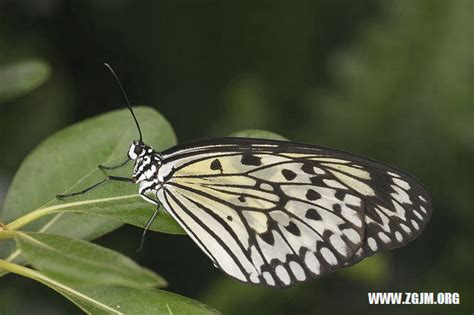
[157,138,432,287]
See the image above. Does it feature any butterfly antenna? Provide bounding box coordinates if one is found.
[104,62,143,141]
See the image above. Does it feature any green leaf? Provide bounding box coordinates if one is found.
[2,107,183,241]
[0,260,220,315]
[0,60,51,103]
[230,129,288,141]
[15,232,166,288]
[63,200,184,235]
[69,286,221,315]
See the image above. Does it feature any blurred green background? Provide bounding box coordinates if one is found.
[0,0,473,314]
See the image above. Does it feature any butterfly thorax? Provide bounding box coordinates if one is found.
[128,141,163,190]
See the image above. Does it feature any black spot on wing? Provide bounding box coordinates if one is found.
[301,163,315,175]
[281,169,297,181]
[305,208,322,221]
[310,176,324,185]
[241,153,262,166]
[210,158,223,172]
[332,203,342,214]
[305,189,321,201]
[260,230,275,245]
[334,190,346,201]
[285,221,301,236]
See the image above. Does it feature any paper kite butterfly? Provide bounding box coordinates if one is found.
[58,64,432,287]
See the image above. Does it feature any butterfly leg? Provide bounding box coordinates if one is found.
[98,158,131,170]
[137,194,160,251]
[56,176,132,199]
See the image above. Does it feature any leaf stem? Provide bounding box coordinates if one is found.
[6,207,56,231]
[0,259,39,280]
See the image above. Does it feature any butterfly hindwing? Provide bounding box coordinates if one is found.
[157,138,432,287]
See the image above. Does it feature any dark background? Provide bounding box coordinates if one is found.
[0,1,473,314]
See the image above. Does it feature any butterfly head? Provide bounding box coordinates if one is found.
[128,140,161,184]
[128,140,152,160]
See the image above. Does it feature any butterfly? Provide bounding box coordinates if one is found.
[58,64,432,287]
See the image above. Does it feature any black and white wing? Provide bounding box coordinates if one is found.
[156,138,432,287]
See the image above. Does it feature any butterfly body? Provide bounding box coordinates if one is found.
[125,137,432,287]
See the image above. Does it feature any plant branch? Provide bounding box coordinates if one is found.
[0,229,17,240]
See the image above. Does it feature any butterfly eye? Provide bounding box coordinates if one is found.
[134,145,143,155]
